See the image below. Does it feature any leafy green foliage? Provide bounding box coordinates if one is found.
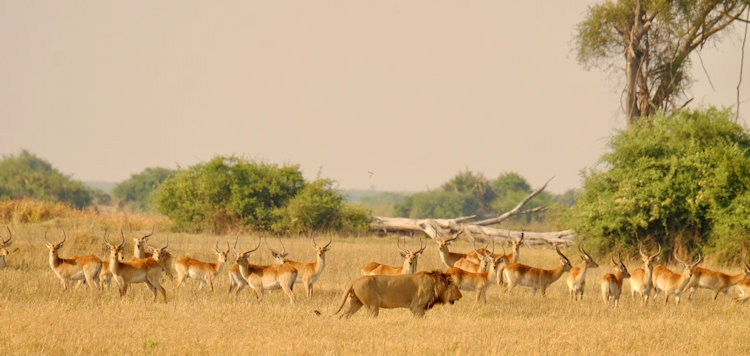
[154,156,305,232]
[393,171,572,226]
[272,179,371,235]
[0,150,93,209]
[113,167,175,212]
[567,108,750,262]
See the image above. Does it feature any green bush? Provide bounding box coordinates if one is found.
[0,150,93,209]
[113,167,175,212]
[153,156,304,233]
[567,108,750,262]
[272,179,371,234]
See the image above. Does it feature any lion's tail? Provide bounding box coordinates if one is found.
[331,280,354,317]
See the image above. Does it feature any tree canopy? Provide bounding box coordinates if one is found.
[0,150,94,209]
[575,0,749,125]
[567,108,750,261]
[113,167,176,212]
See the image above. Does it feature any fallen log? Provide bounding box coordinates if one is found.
[369,176,574,247]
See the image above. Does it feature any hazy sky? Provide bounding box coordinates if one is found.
[1,1,748,194]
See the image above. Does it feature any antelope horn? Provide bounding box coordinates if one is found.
[163,236,169,250]
[43,231,52,246]
[397,237,409,254]
[61,230,67,244]
[247,237,262,254]
[278,237,286,255]
[312,235,319,248]
[518,232,525,243]
[4,226,11,244]
[673,247,689,265]
[141,225,154,240]
[225,241,230,253]
[233,235,240,252]
[555,245,570,265]
[651,244,662,259]
[638,241,647,259]
[692,253,703,267]
[214,240,220,253]
[323,235,332,249]
[416,236,426,254]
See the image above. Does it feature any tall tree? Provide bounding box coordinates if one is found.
[575,0,749,126]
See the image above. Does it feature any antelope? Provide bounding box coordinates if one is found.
[628,242,661,304]
[687,255,750,301]
[735,279,750,304]
[566,243,599,301]
[174,241,230,291]
[651,249,703,304]
[44,230,102,292]
[445,249,505,303]
[103,232,166,302]
[466,233,525,285]
[268,236,331,298]
[361,237,426,276]
[435,232,467,268]
[0,226,15,268]
[133,230,175,280]
[229,238,298,304]
[452,240,495,273]
[228,237,262,294]
[504,245,572,296]
[600,251,630,307]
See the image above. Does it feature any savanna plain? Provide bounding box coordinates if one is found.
[0,215,748,356]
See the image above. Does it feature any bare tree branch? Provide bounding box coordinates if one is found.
[472,177,553,226]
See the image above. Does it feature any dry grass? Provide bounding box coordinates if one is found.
[1,221,749,355]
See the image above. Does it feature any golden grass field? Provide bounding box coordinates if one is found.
[1,219,749,356]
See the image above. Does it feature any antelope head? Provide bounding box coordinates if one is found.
[266,237,289,264]
[150,236,170,263]
[612,250,630,278]
[398,236,426,268]
[639,241,661,268]
[133,226,155,254]
[215,241,230,264]
[233,236,261,263]
[673,248,703,281]
[1,226,13,257]
[555,245,573,272]
[578,243,599,268]
[105,230,127,259]
[312,235,332,259]
[44,230,68,256]
[436,232,460,251]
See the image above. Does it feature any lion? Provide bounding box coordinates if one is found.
[333,270,462,318]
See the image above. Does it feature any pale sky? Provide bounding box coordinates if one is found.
[1,1,748,194]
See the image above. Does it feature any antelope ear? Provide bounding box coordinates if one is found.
[4,241,11,247]
[399,252,407,258]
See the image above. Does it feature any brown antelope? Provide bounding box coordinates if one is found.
[445,249,505,303]
[229,238,298,304]
[228,237,262,293]
[452,240,495,273]
[174,241,230,291]
[687,255,750,301]
[133,230,175,280]
[434,232,469,268]
[566,243,599,301]
[651,249,703,304]
[628,242,661,304]
[735,279,750,304]
[0,226,15,269]
[361,237,426,276]
[600,251,630,307]
[44,230,102,292]
[103,232,166,302]
[466,233,525,285]
[268,236,331,298]
[504,245,573,296]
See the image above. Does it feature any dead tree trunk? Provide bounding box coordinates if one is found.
[370,177,574,247]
